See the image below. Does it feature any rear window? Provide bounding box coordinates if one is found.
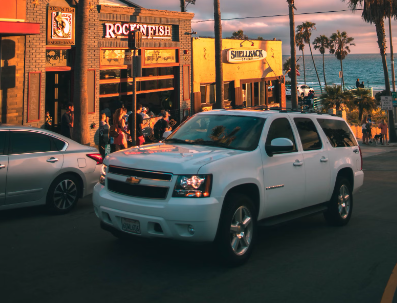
[317,119,358,147]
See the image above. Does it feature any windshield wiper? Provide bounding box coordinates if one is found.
[164,138,194,144]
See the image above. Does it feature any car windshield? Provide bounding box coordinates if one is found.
[165,114,266,151]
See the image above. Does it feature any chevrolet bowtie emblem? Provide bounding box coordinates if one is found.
[126,176,141,184]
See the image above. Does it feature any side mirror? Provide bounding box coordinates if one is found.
[266,138,294,157]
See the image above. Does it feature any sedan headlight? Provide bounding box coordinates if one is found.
[173,175,212,198]
[99,165,107,185]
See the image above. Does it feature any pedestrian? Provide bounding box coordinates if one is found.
[99,113,110,158]
[128,103,145,147]
[154,112,169,141]
[361,117,368,144]
[140,107,150,119]
[356,78,360,88]
[378,119,389,145]
[360,81,365,88]
[112,108,129,151]
[61,103,73,138]
[45,111,52,130]
[366,114,373,143]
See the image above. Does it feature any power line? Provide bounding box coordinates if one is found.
[192,9,363,23]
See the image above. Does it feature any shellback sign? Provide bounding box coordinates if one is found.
[227,49,267,63]
[105,22,172,39]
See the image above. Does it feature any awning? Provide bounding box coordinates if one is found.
[0,21,40,35]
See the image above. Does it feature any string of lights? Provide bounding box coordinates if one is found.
[192,9,363,23]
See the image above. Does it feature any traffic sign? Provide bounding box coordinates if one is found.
[381,96,393,110]
[392,92,397,107]
[339,71,343,78]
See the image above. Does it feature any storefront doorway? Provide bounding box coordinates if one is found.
[45,71,71,133]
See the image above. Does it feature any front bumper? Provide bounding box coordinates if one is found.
[92,183,222,242]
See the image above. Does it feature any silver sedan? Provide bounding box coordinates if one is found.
[0,125,103,214]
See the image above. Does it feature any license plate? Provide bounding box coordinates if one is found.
[121,217,141,234]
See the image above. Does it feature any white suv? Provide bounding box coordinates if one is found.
[93,110,364,265]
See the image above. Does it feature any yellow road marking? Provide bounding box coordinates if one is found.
[381,263,397,303]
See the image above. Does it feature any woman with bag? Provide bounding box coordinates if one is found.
[111,108,129,151]
[361,117,368,144]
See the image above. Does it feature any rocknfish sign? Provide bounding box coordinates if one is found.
[105,22,172,39]
[227,49,267,63]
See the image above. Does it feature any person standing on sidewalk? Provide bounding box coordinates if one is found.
[61,103,73,139]
[128,103,145,147]
[99,113,110,157]
[378,119,389,145]
[362,117,368,144]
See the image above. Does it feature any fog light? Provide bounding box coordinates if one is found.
[188,225,195,235]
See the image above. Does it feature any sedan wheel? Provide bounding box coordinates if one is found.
[47,174,80,214]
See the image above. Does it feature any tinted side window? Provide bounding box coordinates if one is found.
[0,131,7,155]
[52,137,66,151]
[266,118,297,153]
[294,118,322,151]
[317,119,358,147]
[10,131,52,154]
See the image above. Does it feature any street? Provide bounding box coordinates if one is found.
[1,151,397,303]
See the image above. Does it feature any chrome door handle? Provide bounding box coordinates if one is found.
[353,149,359,154]
[0,164,5,169]
[293,160,304,167]
[320,157,329,162]
[47,157,59,163]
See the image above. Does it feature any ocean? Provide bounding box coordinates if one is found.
[282,53,397,92]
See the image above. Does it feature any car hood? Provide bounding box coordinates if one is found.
[104,143,246,174]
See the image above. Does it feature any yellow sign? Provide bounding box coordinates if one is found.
[145,49,176,65]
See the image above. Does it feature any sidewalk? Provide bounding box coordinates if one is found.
[359,142,397,158]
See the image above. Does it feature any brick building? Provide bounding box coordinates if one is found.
[1,0,194,145]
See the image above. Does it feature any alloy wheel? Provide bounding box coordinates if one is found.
[337,184,351,219]
[230,206,253,256]
[53,179,78,210]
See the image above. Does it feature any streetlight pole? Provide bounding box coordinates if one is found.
[389,15,396,119]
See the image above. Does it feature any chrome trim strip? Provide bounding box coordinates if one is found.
[266,185,285,190]
[7,188,42,196]
[109,166,173,182]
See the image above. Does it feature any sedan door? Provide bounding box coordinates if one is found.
[261,117,305,218]
[292,117,331,208]
[5,131,64,205]
[0,130,8,205]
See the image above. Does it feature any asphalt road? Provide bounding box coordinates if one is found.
[1,152,397,303]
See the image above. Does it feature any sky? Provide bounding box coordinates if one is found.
[131,0,397,55]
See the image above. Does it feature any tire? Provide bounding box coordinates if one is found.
[215,193,257,266]
[46,174,80,214]
[324,177,353,226]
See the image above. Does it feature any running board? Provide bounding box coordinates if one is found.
[258,203,328,227]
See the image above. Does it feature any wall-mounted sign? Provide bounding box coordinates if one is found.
[227,49,267,63]
[47,6,75,45]
[105,22,172,40]
[144,49,176,65]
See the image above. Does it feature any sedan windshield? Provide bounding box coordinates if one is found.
[165,114,266,151]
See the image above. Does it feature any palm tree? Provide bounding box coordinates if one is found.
[287,0,298,110]
[344,0,397,142]
[295,32,306,84]
[313,35,330,86]
[321,85,352,111]
[283,58,300,78]
[329,30,355,91]
[73,0,89,145]
[347,88,377,121]
[213,0,224,109]
[180,0,186,12]
[298,22,322,93]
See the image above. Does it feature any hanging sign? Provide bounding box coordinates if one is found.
[105,22,172,39]
[227,49,267,63]
[47,6,75,45]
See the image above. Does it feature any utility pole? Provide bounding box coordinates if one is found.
[288,1,298,110]
[213,0,224,109]
[389,15,396,119]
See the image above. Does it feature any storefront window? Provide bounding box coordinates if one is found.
[138,79,174,91]
[200,86,206,104]
[100,83,120,95]
[100,49,131,66]
[224,82,230,101]
[142,67,174,77]
[46,49,71,68]
[144,49,177,65]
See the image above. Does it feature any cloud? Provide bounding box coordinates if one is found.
[132,0,397,54]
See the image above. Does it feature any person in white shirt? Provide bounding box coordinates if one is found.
[140,107,150,119]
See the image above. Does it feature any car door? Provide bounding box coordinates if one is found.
[0,130,9,205]
[292,117,331,208]
[261,117,305,218]
[5,130,64,205]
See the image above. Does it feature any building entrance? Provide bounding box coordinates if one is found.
[45,71,71,133]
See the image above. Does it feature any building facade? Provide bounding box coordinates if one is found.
[192,38,286,112]
[2,0,193,145]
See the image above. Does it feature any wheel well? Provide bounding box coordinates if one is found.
[337,168,354,189]
[55,172,85,198]
[224,184,260,217]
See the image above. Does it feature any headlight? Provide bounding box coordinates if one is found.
[99,165,107,185]
[173,175,212,198]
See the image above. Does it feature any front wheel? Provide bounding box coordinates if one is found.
[215,193,257,266]
[324,177,353,226]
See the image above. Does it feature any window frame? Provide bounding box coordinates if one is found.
[265,117,299,155]
[0,130,9,155]
[293,117,323,152]
[316,118,358,148]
